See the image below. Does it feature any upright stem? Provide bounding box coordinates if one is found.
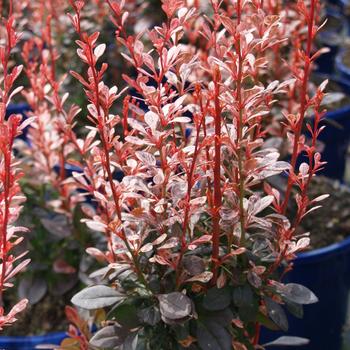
[236,0,246,246]
[85,42,149,290]
[0,142,13,304]
[211,69,222,283]
[281,0,316,214]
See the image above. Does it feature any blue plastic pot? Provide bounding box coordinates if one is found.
[315,104,350,181]
[0,331,66,350]
[261,235,350,350]
[261,77,350,348]
[335,50,350,83]
[315,9,347,74]
[6,103,31,141]
[296,76,350,182]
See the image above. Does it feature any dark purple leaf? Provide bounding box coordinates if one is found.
[90,325,128,349]
[158,292,192,320]
[279,283,318,305]
[71,285,125,310]
[137,306,161,326]
[265,298,288,332]
[203,287,231,311]
[183,255,205,276]
[197,322,232,350]
[263,336,310,347]
[18,277,47,305]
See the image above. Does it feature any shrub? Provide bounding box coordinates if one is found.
[65,0,326,349]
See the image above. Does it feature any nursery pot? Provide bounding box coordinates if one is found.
[316,103,350,181]
[315,9,347,74]
[336,50,350,84]
[0,331,66,350]
[261,235,350,350]
[298,76,350,182]
[6,103,31,141]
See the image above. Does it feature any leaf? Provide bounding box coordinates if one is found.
[252,196,274,215]
[18,277,47,305]
[137,306,161,326]
[71,285,125,310]
[203,287,231,311]
[53,259,76,274]
[144,111,159,131]
[233,285,258,323]
[90,325,128,349]
[265,298,288,332]
[263,336,310,347]
[158,292,193,320]
[94,44,106,59]
[57,337,81,350]
[232,285,254,308]
[5,258,30,280]
[40,215,71,238]
[121,332,139,350]
[186,271,213,283]
[183,255,205,276]
[279,283,318,305]
[51,274,78,296]
[256,312,280,331]
[285,300,304,319]
[109,303,140,329]
[8,299,28,317]
[135,151,156,166]
[204,308,234,327]
[172,116,191,123]
[197,322,232,350]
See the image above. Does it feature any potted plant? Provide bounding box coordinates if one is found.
[56,0,327,349]
[2,0,347,349]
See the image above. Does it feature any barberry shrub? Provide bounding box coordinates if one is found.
[0,15,32,330]
[64,0,326,348]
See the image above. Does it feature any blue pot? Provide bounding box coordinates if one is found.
[296,76,350,182]
[0,331,66,350]
[6,103,31,141]
[315,104,350,181]
[315,9,347,74]
[336,50,350,83]
[261,235,350,350]
[261,77,350,348]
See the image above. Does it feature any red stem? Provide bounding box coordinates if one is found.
[0,141,13,303]
[211,69,222,284]
[281,0,316,214]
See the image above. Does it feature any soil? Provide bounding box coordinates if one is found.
[294,176,350,250]
[340,48,350,70]
[2,292,72,336]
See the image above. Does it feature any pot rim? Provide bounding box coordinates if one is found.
[295,234,350,264]
[0,330,66,342]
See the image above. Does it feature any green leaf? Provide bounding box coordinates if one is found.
[197,322,232,350]
[71,285,125,310]
[109,303,140,329]
[203,287,231,311]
